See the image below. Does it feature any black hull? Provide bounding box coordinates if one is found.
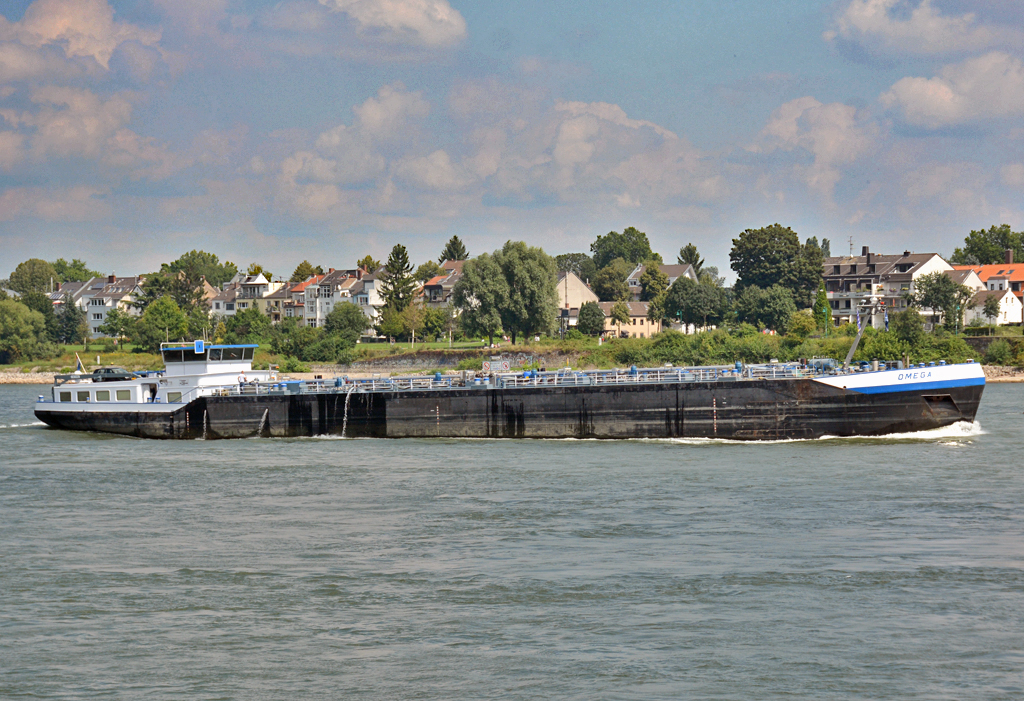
[35,379,985,441]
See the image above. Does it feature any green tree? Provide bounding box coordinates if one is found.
[0,299,54,363]
[413,260,445,283]
[401,303,425,343]
[379,245,416,312]
[163,250,237,287]
[577,300,605,336]
[812,280,832,332]
[554,253,597,283]
[377,306,406,340]
[786,310,817,339]
[423,306,450,340]
[357,255,381,272]
[187,306,212,341]
[730,224,822,306]
[610,300,631,337]
[699,265,726,287]
[452,253,506,345]
[638,263,669,301]
[734,284,797,331]
[19,291,59,342]
[591,226,661,268]
[135,296,189,350]
[9,259,59,294]
[985,339,1013,365]
[97,307,136,345]
[246,262,271,280]
[223,306,271,344]
[890,308,924,348]
[492,240,559,344]
[56,296,88,344]
[662,277,729,329]
[950,224,1024,265]
[290,260,323,282]
[438,235,469,263]
[911,271,974,333]
[269,317,322,359]
[591,257,633,302]
[52,258,101,283]
[982,294,1002,325]
[324,302,369,337]
[677,243,704,276]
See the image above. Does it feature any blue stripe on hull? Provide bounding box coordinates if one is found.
[848,377,986,394]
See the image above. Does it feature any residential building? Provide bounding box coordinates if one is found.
[598,301,660,338]
[258,282,299,323]
[423,264,464,309]
[556,270,599,329]
[47,277,102,311]
[965,288,1023,326]
[823,247,953,328]
[86,275,145,336]
[626,263,697,301]
[953,250,1024,324]
[303,268,365,328]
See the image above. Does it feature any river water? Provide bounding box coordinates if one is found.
[2,383,1023,699]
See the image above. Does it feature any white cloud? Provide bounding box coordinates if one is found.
[0,0,161,70]
[1002,163,1024,187]
[0,185,110,222]
[352,82,430,139]
[396,149,468,191]
[825,0,1024,56]
[881,52,1024,128]
[0,130,23,169]
[318,0,466,47]
[755,96,878,197]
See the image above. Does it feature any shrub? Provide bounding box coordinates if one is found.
[985,339,1013,365]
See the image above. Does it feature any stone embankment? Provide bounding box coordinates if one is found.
[983,365,1024,382]
[0,369,56,384]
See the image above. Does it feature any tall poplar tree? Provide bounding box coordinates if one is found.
[379,245,416,312]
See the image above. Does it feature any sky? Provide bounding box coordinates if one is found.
[1,0,1022,281]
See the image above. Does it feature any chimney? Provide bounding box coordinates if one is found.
[1006,249,1014,265]
[862,246,871,264]
[329,268,335,273]
[108,274,116,283]
[903,250,910,257]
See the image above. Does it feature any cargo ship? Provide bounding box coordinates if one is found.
[33,341,985,441]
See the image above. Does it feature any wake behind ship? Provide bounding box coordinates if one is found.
[35,341,986,441]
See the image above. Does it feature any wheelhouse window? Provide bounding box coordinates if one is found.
[221,347,244,361]
[96,390,110,401]
[208,348,222,361]
[116,389,131,401]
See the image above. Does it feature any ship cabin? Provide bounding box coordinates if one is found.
[48,342,271,407]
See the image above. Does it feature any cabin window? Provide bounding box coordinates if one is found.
[167,392,182,403]
[59,391,71,402]
[162,349,183,363]
[77,391,90,402]
[242,347,254,360]
[221,347,244,361]
[96,390,110,401]
[116,389,131,401]
[208,348,222,361]
[181,349,205,363]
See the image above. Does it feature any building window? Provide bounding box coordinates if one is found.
[96,390,110,401]
[226,303,235,311]
[59,391,71,402]
[215,302,221,309]
[92,313,103,320]
[77,391,90,402]
[116,389,131,401]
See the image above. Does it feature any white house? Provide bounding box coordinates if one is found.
[86,275,144,336]
[965,288,1023,326]
[626,263,697,301]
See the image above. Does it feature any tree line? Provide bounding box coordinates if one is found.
[2,224,1018,366]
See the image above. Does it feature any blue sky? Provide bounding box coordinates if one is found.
[1,0,1022,281]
